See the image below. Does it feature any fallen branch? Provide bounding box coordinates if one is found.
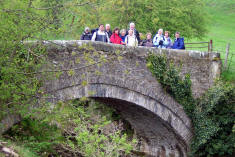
[0,142,19,157]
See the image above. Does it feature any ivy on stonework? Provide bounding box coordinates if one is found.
[146,54,235,157]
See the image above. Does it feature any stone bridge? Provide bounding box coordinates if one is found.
[1,40,221,157]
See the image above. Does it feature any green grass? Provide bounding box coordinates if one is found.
[12,144,39,157]
[186,0,235,82]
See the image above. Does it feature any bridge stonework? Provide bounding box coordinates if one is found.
[1,40,221,157]
[43,40,221,156]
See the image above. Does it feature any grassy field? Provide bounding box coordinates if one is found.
[185,0,235,82]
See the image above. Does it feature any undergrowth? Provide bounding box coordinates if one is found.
[2,100,136,157]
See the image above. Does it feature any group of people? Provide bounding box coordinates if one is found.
[80,22,185,50]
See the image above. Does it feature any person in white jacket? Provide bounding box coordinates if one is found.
[153,28,165,48]
[125,30,138,47]
[163,31,172,49]
[91,24,110,43]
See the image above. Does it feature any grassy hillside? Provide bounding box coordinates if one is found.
[186,0,235,82]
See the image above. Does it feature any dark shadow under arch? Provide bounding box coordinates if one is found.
[92,97,187,157]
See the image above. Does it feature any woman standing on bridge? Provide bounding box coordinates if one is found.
[110,28,124,45]
[163,31,172,49]
[120,29,126,44]
[141,33,153,47]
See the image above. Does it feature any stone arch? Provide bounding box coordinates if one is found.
[49,75,193,156]
[42,40,200,156]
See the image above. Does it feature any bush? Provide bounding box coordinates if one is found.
[191,81,235,156]
[3,100,136,157]
[3,118,63,155]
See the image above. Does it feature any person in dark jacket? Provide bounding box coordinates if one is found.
[172,32,185,50]
[91,24,110,43]
[126,22,140,44]
[141,33,153,47]
[105,24,112,38]
[80,27,92,40]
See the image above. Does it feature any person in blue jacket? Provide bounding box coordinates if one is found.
[120,29,126,44]
[172,32,185,50]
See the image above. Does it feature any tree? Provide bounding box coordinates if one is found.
[0,1,136,156]
[31,0,207,39]
[103,0,207,38]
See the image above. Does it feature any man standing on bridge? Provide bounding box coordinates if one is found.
[126,22,140,44]
[91,24,110,43]
[172,32,185,50]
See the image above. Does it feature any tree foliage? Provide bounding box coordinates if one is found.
[3,100,136,156]
[74,0,208,38]
[0,0,136,156]
[0,0,208,40]
[0,0,48,119]
[191,81,235,156]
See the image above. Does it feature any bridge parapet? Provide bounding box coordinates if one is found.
[44,40,221,98]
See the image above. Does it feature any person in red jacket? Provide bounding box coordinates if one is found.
[110,27,124,45]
